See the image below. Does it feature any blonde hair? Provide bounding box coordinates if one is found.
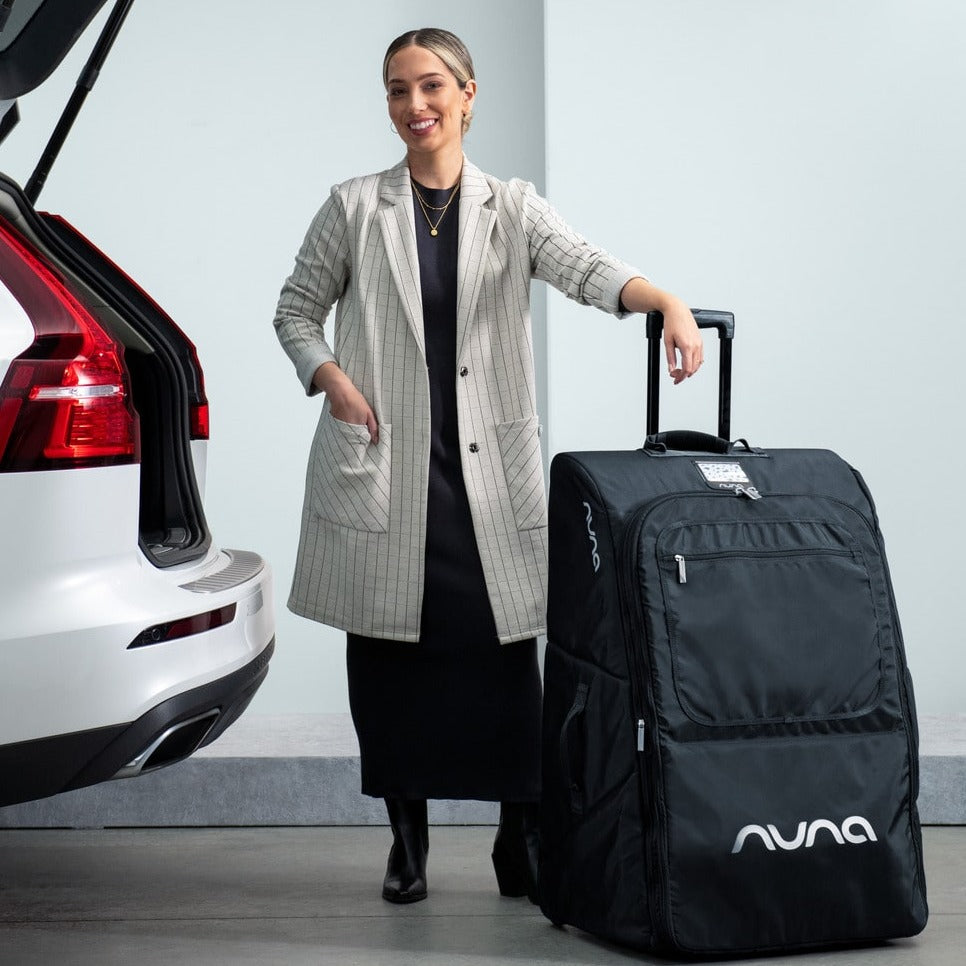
[383,28,476,134]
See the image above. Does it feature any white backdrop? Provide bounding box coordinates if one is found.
[3,0,962,714]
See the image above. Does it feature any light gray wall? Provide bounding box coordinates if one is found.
[544,0,965,711]
[0,0,545,714]
[4,0,961,716]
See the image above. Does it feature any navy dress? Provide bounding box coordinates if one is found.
[346,181,542,802]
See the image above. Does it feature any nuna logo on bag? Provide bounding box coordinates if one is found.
[581,501,601,573]
[731,816,878,854]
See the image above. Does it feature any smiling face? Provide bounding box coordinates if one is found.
[386,44,476,161]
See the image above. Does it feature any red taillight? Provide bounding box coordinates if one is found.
[0,221,139,471]
[190,402,210,440]
[43,214,210,441]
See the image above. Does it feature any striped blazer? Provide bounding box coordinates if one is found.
[273,157,640,643]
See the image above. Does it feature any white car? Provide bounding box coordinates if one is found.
[0,0,274,807]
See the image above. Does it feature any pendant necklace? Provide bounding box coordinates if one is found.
[412,180,460,237]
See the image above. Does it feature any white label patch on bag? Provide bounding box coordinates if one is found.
[695,461,751,486]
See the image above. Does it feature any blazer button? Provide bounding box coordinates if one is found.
[459,366,469,377]
[468,442,479,453]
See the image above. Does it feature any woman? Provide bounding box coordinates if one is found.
[273,28,702,904]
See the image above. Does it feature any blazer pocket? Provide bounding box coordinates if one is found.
[310,414,392,533]
[495,416,547,531]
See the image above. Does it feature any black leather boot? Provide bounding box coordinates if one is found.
[491,801,539,903]
[382,797,429,903]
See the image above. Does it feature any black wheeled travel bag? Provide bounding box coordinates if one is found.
[538,310,928,956]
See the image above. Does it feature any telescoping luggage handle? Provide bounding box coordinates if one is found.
[646,309,734,440]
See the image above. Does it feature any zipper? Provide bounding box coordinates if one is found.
[618,493,688,945]
[673,554,687,584]
[734,483,762,500]
[666,547,853,583]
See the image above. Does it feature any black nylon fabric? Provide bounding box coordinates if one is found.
[539,445,927,956]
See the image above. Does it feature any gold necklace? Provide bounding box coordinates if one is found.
[412,181,460,237]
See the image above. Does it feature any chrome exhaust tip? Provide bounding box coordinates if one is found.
[114,709,220,779]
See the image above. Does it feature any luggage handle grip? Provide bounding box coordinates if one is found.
[646,308,734,439]
[559,682,589,816]
[645,309,735,342]
[644,430,731,454]
[643,431,760,457]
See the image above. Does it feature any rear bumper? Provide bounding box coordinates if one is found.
[1,537,275,743]
[70,635,275,791]
[0,637,274,808]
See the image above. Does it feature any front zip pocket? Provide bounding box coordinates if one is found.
[658,519,882,726]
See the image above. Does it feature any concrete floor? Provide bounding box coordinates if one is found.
[0,826,961,965]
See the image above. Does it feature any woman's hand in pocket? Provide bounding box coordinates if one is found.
[312,362,379,444]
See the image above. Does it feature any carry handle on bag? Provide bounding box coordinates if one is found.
[645,309,734,439]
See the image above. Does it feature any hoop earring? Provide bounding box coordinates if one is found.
[390,122,398,135]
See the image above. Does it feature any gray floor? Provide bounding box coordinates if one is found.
[0,826,961,965]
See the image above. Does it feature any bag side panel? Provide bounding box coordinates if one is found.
[541,454,656,948]
[546,454,627,677]
[539,640,653,950]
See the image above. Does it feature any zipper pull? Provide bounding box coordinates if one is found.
[674,554,687,584]
[637,719,646,752]
[735,484,762,501]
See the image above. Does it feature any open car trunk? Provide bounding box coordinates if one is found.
[0,172,212,566]
[0,0,213,567]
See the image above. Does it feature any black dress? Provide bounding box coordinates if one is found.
[345,181,542,802]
